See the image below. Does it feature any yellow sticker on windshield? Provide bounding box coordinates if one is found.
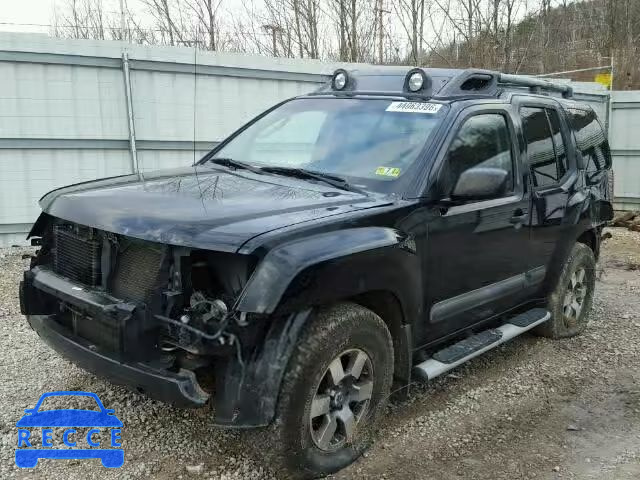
[375,167,401,177]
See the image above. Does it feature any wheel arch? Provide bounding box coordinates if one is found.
[234,226,422,319]
[217,228,421,427]
[238,227,421,390]
[541,224,602,298]
[576,227,601,260]
[349,290,412,390]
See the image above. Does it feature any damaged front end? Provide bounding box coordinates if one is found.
[20,216,301,426]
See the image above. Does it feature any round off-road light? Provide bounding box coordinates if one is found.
[408,71,424,92]
[332,70,348,90]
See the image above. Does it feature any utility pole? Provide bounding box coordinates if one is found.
[375,0,390,64]
[378,0,383,64]
[119,0,126,40]
[262,24,281,56]
[339,0,347,61]
[454,32,459,62]
[350,0,357,62]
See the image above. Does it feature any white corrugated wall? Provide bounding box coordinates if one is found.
[0,32,348,246]
[609,91,640,210]
[0,33,636,245]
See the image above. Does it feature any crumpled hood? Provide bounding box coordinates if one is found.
[39,166,389,252]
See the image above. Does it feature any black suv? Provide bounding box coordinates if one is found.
[20,67,613,478]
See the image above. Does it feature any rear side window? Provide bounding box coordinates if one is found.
[568,108,610,174]
[440,113,514,198]
[546,109,568,177]
[520,107,568,187]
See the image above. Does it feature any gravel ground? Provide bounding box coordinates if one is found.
[1,228,639,479]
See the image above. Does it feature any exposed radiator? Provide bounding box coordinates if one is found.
[53,225,102,286]
[109,240,164,302]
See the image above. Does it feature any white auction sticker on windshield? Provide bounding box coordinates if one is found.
[386,102,442,114]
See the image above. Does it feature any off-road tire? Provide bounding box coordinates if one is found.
[259,302,393,479]
[535,243,596,339]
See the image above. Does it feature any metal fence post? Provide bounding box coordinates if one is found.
[121,52,139,174]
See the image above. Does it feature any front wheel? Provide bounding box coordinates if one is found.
[535,243,596,338]
[267,302,393,479]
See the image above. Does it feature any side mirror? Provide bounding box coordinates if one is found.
[24,408,36,414]
[451,167,509,201]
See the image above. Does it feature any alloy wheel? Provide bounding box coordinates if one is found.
[563,267,587,327]
[309,349,374,452]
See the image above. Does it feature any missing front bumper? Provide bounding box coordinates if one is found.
[19,265,307,427]
[20,270,209,407]
[26,314,209,408]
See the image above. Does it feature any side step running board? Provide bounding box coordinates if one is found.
[413,308,551,381]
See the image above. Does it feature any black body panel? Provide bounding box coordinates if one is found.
[35,166,389,253]
[21,68,613,426]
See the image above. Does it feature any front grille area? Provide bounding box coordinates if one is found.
[45,222,168,353]
[51,222,165,303]
[53,225,102,286]
[109,240,164,302]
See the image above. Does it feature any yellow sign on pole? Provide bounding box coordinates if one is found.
[594,72,612,89]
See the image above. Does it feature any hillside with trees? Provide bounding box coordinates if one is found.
[52,0,639,89]
[425,0,639,89]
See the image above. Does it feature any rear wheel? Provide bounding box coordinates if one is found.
[265,302,393,478]
[535,243,596,338]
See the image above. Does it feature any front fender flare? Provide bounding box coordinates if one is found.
[213,309,311,427]
[234,227,421,321]
[218,228,422,426]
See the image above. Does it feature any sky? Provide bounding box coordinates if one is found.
[0,0,55,31]
[0,0,148,34]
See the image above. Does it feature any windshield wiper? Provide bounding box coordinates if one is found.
[260,166,359,193]
[204,157,263,175]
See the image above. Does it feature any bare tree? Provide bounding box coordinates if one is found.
[54,0,107,39]
[185,0,223,50]
[48,0,640,89]
[140,0,188,46]
[393,0,425,64]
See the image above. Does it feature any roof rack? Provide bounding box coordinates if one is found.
[497,73,573,98]
[309,68,574,101]
[422,69,574,100]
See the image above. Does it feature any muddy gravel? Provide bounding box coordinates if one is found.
[1,228,639,479]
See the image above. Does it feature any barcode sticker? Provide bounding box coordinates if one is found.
[386,102,442,114]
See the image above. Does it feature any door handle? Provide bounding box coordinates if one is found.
[509,209,528,224]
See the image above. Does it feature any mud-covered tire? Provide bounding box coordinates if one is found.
[259,302,393,479]
[535,243,596,339]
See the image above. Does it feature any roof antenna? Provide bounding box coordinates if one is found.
[192,29,198,168]
[192,26,207,212]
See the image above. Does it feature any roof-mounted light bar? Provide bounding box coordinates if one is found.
[331,69,350,91]
[404,68,431,93]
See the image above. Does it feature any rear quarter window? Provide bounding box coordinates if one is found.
[567,108,610,173]
[520,106,566,187]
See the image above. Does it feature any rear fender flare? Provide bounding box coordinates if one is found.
[541,192,608,295]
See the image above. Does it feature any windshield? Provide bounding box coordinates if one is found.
[207,98,447,193]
